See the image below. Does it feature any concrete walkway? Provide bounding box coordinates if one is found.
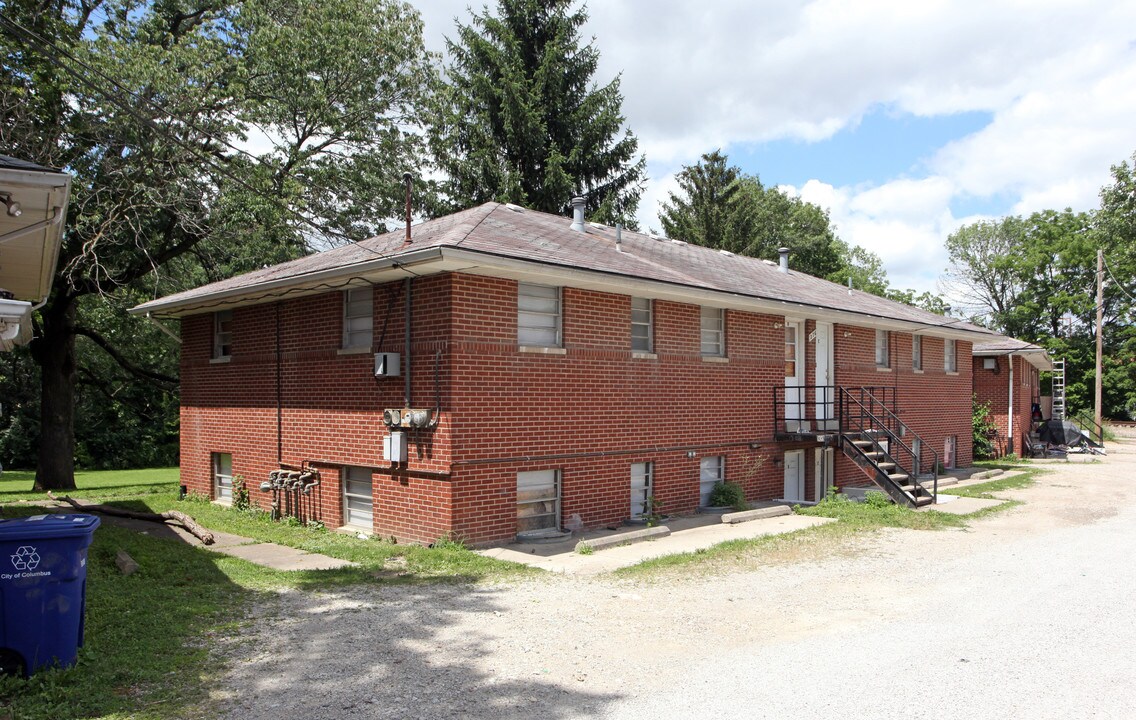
[36,500,357,572]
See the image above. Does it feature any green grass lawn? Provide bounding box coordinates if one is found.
[0,467,180,503]
[0,468,535,719]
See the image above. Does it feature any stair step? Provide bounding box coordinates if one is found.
[887,473,909,482]
[913,495,935,507]
[877,462,896,470]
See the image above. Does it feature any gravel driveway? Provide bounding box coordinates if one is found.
[214,440,1136,720]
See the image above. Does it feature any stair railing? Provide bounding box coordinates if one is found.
[838,387,938,504]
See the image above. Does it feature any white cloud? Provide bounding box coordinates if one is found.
[416,1,1136,295]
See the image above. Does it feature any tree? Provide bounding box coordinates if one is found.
[0,0,436,489]
[430,0,645,225]
[659,150,848,279]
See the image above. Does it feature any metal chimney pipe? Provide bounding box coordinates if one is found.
[778,247,789,273]
[569,196,586,232]
[403,172,413,244]
[615,223,623,252]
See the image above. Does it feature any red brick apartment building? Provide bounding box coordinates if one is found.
[134,200,1004,546]
[972,338,1051,457]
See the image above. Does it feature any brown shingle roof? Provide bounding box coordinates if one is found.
[132,202,998,338]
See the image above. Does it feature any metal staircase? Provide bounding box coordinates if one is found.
[1051,359,1066,420]
[838,387,937,508]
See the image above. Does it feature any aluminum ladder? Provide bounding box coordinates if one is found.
[1051,358,1066,420]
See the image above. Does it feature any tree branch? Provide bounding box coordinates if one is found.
[73,325,178,387]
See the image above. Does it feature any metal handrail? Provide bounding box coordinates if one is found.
[1067,411,1105,445]
[838,387,938,503]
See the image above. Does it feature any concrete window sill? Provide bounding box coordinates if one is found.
[337,347,372,356]
[632,352,658,360]
[209,357,231,365]
[519,346,567,355]
[701,356,729,364]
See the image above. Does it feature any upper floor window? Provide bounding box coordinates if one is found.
[631,297,653,352]
[944,339,957,373]
[518,283,562,347]
[700,306,725,357]
[213,310,232,360]
[784,324,798,377]
[875,329,890,368]
[912,335,923,371]
[343,287,373,349]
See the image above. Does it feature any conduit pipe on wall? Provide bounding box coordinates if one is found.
[404,276,412,408]
[1007,353,1015,454]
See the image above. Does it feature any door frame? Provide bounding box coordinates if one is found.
[813,447,834,502]
[784,318,806,431]
[813,321,835,429]
[783,449,806,502]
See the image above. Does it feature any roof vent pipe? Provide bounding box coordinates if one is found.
[569,196,586,232]
[778,247,790,273]
[403,171,413,245]
[615,223,623,252]
[848,276,854,294]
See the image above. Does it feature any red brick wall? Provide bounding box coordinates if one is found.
[973,354,1040,457]
[180,271,980,546]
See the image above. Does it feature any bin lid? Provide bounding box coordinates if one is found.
[0,513,101,539]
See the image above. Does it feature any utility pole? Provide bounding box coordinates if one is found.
[1095,248,1104,438]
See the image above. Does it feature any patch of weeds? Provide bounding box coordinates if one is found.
[708,481,748,511]
[947,468,1043,499]
[575,541,594,555]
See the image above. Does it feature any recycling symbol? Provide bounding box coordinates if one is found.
[11,546,40,571]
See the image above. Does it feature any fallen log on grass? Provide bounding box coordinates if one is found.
[46,492,215,545]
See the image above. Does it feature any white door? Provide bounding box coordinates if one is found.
[813,322,834,429]
[783,450,805,502]
[784,320,805,430]
[813,447,834,502]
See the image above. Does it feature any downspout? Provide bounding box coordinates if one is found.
[1007,354,1015,455]
[276,303,283,465]
[404,277,412,408]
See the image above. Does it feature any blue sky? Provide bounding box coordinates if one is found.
[417,1,1136,301]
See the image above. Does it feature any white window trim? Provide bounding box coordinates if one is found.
[630,462,653,518]
[342,466,374,530]
[631,297,653,353]
[517,469,561,532]
[342,286,374,350]
[700,306,725,357]
[518,283,563,348]
[875,329,890,368]
[699,455,725,507]
[213,452,233,504]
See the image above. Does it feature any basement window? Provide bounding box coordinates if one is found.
[699,456,724,507]
[518,283,562,347]
[213,310,232,360]
[517,469,560,532]
[342,287,373,350]
[213,452,233,503]
[630,462,653,518]
[342,466,373,529]
[631,297,653,352]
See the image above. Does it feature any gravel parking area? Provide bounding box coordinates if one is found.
[214,441,1136,719]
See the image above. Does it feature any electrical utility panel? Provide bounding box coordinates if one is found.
[382,408,432,429]
[384,431,407,463]
[374,352,400,378]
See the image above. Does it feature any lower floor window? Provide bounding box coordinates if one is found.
[343,466,374,529]
[699,456,724,506]
[213,452,233,502]
[517,469,560,532]
[630,462,653,517]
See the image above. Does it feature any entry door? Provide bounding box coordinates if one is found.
[813,321,834,429]
[784,320,805,430]
[813,447,834,502]
[783,450,805,502]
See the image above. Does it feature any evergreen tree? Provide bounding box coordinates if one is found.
[658,150,846,280]
[430,0,645,225]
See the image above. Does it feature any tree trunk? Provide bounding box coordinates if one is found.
[32,296,78,491]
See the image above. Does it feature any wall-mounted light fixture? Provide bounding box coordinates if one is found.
[773,322,783,329]
[0,192,21,217]
[843,331,852,337]
[686,450,697,459]
[748,442,761,450]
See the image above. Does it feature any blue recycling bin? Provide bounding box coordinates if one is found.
[0,513,100,677]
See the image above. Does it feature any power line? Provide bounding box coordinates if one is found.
[1103,255,1136,303]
